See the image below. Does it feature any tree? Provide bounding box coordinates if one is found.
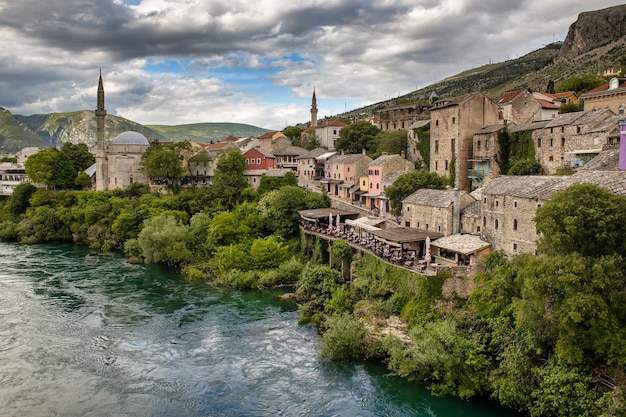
[330,238,353,279]
[5,182,37,217]
[249,236,291,270]
[24,148,75,189]
[384,170,448,216]
[283,126,303,143]
[375,130,408,157]
[534,183,626,257]
[60,143,95,173]
[334,121,381,154]
[211,148,250,209]
[140,144,183,186]
[258,186,311,239]
[507,159,543,175]
[137,215,188,264]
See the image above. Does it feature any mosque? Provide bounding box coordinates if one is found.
[94,73,150,191]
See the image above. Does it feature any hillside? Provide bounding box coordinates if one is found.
[0,107,47,153]
[147,122,270,143]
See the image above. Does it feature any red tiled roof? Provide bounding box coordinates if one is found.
[497,90,525,104]
[222,135,240,142]
[536,99,560,109]
[258,131,279,139]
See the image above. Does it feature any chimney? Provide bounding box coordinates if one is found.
[452,188,460,235]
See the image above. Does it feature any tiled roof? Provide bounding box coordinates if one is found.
[477,124,505,134]
[508,121,548,132]
[296,147,328,159]
[461,200,481,218]
[403,188,466,207]
[272,145,308,156]
[577,148,620,171]
[369,154,402,166]
[497,90,525,104]
[536,98,560,109]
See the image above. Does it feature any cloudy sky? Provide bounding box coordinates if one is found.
[0,0,624,130]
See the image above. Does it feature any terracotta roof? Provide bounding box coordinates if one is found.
[497,90,525,104]
[222,135,240,142]
[536,98,560,109]
[258,131,279,139]
[584,79,626,94]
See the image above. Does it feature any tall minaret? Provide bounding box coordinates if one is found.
[310,88,318,127]
[95,71,107,191]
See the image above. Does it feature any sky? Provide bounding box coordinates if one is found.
[0,0,625,131]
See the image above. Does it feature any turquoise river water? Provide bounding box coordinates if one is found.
[0,242,516,417]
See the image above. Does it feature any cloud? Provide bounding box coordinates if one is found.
[0,0,624,130]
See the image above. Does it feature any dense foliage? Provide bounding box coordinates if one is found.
[334,121,381,154]
[1,168,624,416]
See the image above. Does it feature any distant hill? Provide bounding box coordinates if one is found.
[147,122,270,143]
[0,107,269,154]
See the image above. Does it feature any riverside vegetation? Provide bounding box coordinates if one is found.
[0,148,625,416]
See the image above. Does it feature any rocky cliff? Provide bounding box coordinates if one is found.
[559,4,626,59]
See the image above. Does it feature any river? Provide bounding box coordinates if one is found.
[0,242,514,417]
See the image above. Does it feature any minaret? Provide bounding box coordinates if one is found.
[95,71,107,191]
[310,89,318,127]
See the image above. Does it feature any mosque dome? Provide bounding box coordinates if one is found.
[110,131,150,146]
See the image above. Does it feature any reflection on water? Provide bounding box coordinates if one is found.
[0,242,512,417]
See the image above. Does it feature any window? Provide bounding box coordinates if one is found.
[550,139,553,147]
[549,155,554,161]
[435,161,438,170]
[561,126,565,133]
[513,243,518,251]
[513,219,518,231]
[485,139,490,150]
[438,225,441,232]
[376,183,379,189]
[477,226,481,232]
[451,139,456,155]
[445,160,448,170]
[496,200,499,207]
[257,158,261,164]
[435,120,439,127]
[435,140,439,153]
[561,138,565,147]
[537,138,542,147]
[483,197,487,203]
[483,217,486,227]
[514,201,517,208]
[495,219,499,229]
[477,140,481,151]
[452,117,456,124]
[406,207,410,212]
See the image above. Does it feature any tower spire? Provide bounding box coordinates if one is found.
[310,88,318,127]
[95,70,108,191]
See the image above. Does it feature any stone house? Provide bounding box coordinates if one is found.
[480,169,626,256]
[296,148,328,187]
[581,77,626,114]
[375,102,430,131]
[496,90,543,124]
[365,154,414,215]
[460,199,482,235]
[273,145,307,172]
[401,188,474,236]
[429,92,500,191]
[469,124,505,188]
[256,131,291,153]
[406,120,430,164]
[531,109,614,173]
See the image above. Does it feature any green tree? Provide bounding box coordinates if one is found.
[5,182,37,217]
[320,313,367,360]
[384,170,448,216]
[24,149,59,188]
[211,148,250,209]
[60,143,95,173]
[283,126,304,143]
[137,215,188,264]
[334,121,381,154]
[375,130,408,157]
[140,144,183,186]
[330,238,353,279]
[507,159,543,175]
[534,183,626,257]
[258,186,311,239]
[249,236,291,270]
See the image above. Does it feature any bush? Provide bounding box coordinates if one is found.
[320,313,367,361]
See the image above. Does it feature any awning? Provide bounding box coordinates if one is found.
[565,149,602,154]
[345,217,384,232]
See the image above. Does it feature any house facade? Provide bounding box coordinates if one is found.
[429,92,500,191]
[364,154,414,215]
[401,188,474,235]
[581,77,626,114]
[375,102,430,131]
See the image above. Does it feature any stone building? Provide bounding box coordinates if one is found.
[296,148,328,187]
[531,109,614,173]
[429,92,500,191]
[581,77,626,114]
[401,188,474,236]
[375,102,430,131]
[480,169,626,256]
[94,74,150,191]
[302,120,346,150]
[273,146,307,172]
[496,90,543,125]
[469,124,505,188]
